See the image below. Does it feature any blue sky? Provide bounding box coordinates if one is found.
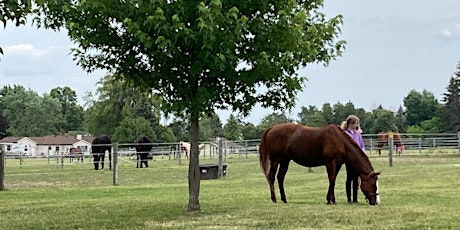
[1,0,460,125]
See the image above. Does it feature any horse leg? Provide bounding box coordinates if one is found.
[264,160,278,203]
[325,163,341,205]
[277,159,290,203]
[136,153,140,168]
[93,154,99,170]
[109,153,112,170]
[143,153,149,168]
[100,154,105,169]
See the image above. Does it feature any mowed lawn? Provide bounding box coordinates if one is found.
[0,153,459,230]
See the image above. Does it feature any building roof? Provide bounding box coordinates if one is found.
[0,135,93,145]
[0,136,22,143]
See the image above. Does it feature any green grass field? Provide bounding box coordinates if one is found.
[1,153,459,229]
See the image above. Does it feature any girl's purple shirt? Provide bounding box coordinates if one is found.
[345,129,366,152]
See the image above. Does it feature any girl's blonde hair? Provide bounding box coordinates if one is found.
[340,115,360,130]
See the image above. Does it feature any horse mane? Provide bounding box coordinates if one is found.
[335,125,374,170]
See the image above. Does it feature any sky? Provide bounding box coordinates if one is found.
[1,0,460,125]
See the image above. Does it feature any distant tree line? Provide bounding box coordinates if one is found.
[1,63,458,142]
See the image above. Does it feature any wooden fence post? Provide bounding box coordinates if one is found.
[388,132,394,167]
[113,143,118,186]
[0,144,5,191]
[218,139,223,178]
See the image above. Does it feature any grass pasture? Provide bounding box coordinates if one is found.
[1,154,460,229]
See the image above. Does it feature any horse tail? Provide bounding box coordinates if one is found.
[259,127,272,178]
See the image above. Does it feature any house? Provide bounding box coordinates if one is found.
[0,134,94,157]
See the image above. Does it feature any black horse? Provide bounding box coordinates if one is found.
[135,135,153,168]
[91,135,112,170]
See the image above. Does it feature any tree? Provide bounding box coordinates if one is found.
[297,105,326,127]
[394,105,406,133]
[0,0,32,56]
[332,101,356,124]
[36,0,344,212]
[199,112,223,141]
[112,117,155,144]
[438,67,460,132]
[321,103,335,125]
[1,85,63,136]
[50,86,84,132]
[369,108,398,134]
[83,74,168,139]
[240,122,264,140]
[259,112,291,130]
[403,89,440,127]
[223,114,242,140]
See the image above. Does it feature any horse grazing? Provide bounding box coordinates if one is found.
[376,132,404,155]
[68,147,83,163]
[259,123,380,205]
[135,135,153,168]
[91,135,112,170]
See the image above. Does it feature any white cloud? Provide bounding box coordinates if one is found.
[440,29,453,38]
[439,23,460,38]
[3,44,47,57]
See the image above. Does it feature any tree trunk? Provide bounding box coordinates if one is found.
[187,110,201,212]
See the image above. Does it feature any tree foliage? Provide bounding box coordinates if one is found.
[223,114,241,140]
[0,0,32,55]
[438,66,460,132]
[1,85,63,136]
[50,86,84,132]
[297,105,326,126]
[83,74,168,140]
[259,112,291,130]
[403,89,440,127]
[112,117,155,144]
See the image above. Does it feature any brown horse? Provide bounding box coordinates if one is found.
[376,132,404,155]
[68,147,83,163]
[259,123,380,205]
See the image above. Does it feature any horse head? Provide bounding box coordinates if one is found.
[360,171,381,205]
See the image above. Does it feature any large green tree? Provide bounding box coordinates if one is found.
[35,0,344,212]
[297,105,326,126]
[403,89,440,127]
[1,85,63,136]
[83,74,166,139]
[223,114,242,140]
[50,86,84,132]
[369,108,398,134]
[438,66,460,132]
[199,112,223,141]
[112,117,156,144]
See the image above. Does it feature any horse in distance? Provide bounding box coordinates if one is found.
[376,132,404,155]
[135,135,153,168]
[91,135,112,170]
[68,147,83,163]
[259,123,380,205]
